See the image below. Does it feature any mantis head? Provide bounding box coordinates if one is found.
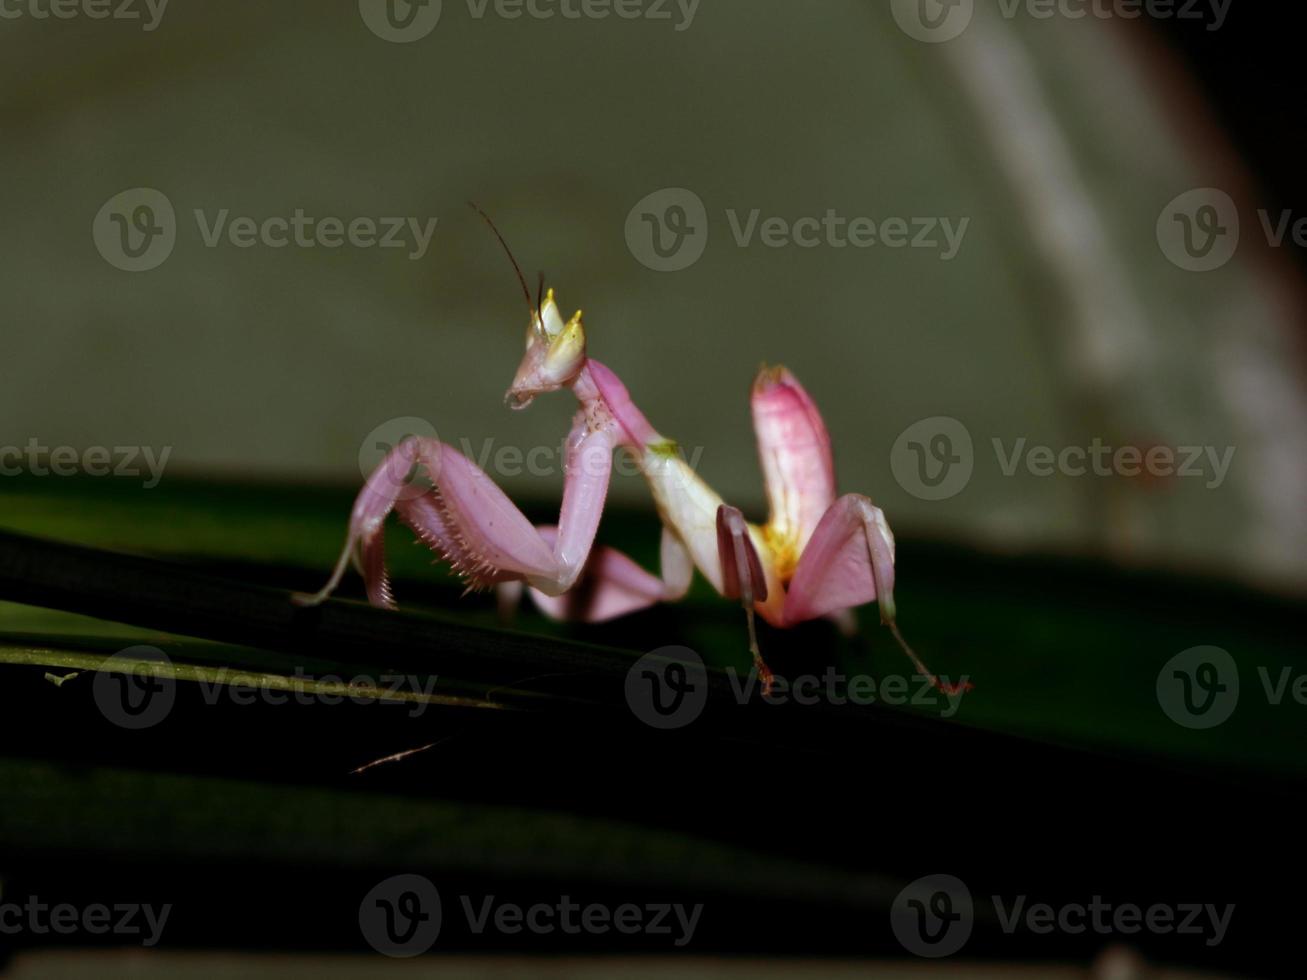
[465,205,587,410]
[506,287,587,410]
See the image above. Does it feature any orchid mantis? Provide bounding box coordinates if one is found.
[298,221,967,697]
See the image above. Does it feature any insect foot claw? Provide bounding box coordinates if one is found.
[936,678,974,697]
[888,622,974,698]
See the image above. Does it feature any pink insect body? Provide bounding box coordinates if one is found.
[299,243,965,696]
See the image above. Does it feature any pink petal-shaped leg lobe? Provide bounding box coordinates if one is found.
[783,494,970,696]
[782,495,886,625]
[751,365,836,572]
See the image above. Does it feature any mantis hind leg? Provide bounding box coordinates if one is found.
[782,494,971,696]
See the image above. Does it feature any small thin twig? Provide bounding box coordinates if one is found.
[351,736,455,775]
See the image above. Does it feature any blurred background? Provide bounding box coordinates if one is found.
[5,0,1305,591]
[3,1,1306,976]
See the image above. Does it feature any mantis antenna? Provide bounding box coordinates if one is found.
[467,201,539,319]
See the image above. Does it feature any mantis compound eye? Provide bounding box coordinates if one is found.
[538,288,566,339]
[506,306,587,410]
[542,310,587,384]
